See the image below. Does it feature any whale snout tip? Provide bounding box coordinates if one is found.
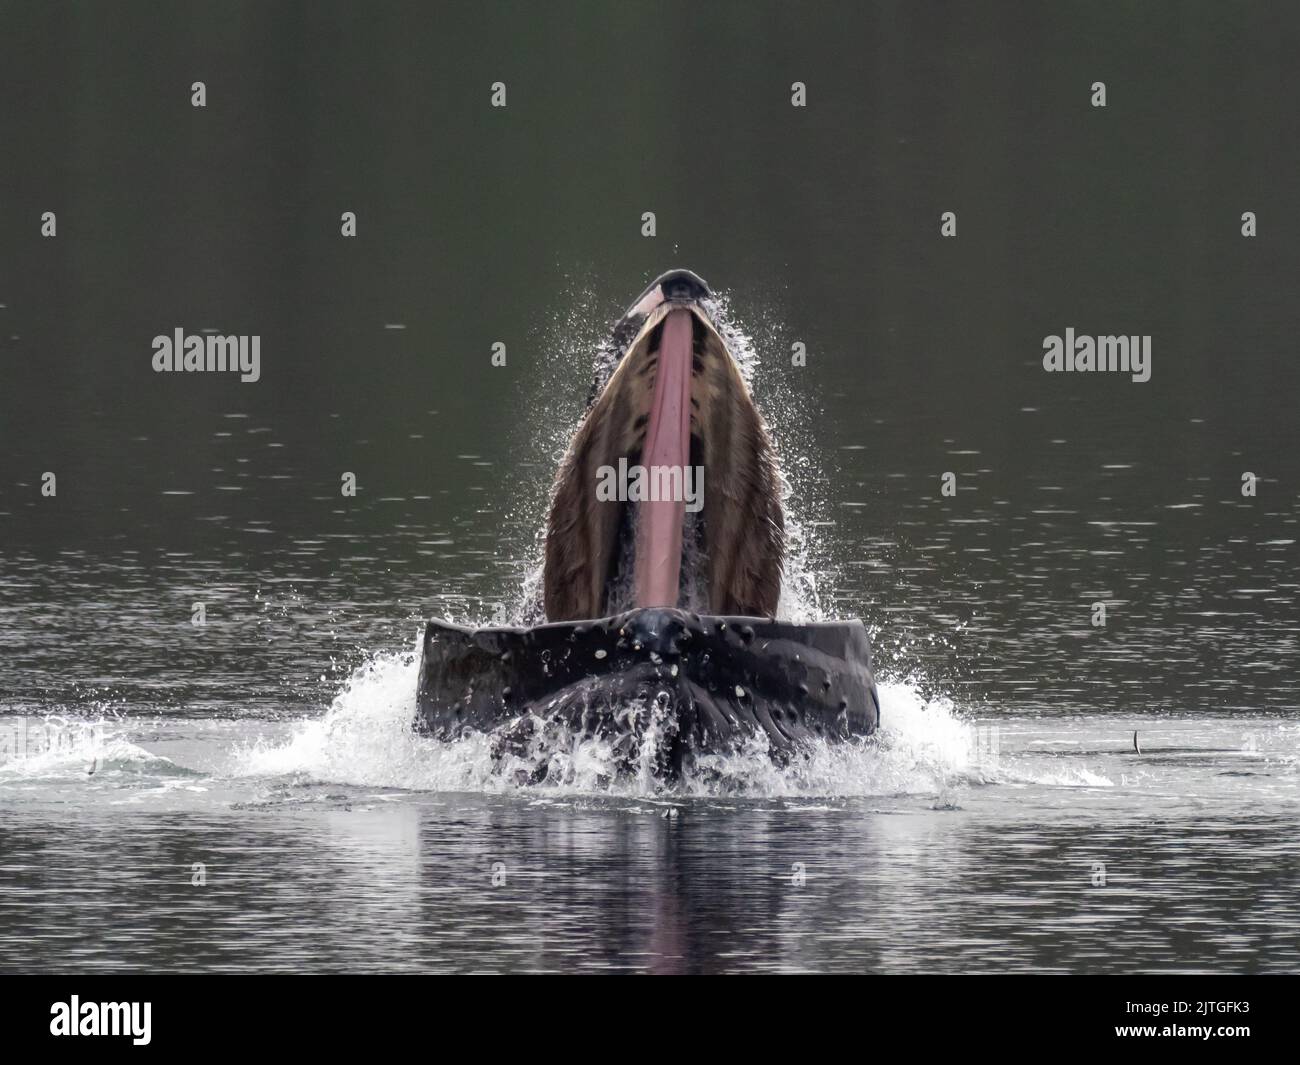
[628,269,712,319]
[654,268,711,303]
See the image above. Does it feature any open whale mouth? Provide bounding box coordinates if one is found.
[543,269,785,623]
[414,270,879,779]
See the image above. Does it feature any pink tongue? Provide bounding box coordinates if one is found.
[634,308,693,609]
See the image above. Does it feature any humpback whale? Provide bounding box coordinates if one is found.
[415,271,879,778]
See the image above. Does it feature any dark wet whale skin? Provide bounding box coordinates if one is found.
[415,606,880,779]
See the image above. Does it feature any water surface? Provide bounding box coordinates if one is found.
[1,2,1298,973]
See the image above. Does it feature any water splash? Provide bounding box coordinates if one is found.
[500,282,840,627]
[233,283,990,798]
[231,646,991,798]
[0,714,185,782]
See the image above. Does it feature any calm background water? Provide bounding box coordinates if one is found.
[1,1,1297,973]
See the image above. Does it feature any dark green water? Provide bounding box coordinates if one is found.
[1,2,1297,973]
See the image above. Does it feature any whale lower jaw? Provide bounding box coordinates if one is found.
[415,608,880,780]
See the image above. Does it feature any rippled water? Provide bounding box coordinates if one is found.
[2,685,1297,972]
[3,2,1300,973]
[2,302,1297,971]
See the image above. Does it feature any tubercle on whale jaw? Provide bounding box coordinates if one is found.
[542,287,785,623]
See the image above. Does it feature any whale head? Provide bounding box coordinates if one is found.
[543,270,785,621]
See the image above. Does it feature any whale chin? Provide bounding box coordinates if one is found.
[542,276,784,623]
[415,607,880,780]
